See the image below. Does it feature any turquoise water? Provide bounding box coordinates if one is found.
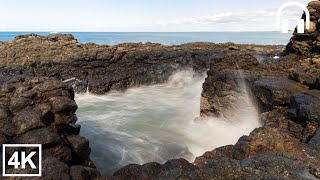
[0,32,291,45]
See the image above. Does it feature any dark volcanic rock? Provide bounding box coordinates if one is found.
[200,53,289,118]
[309,128,320,148]
[289,56,320,88]
[285,0,320,56]
[42,157,70,180]
[16,128,61,145]
[113,159,198,180]
[11,109,45,135]
[289,90,320,125]
[0,34,283,94]
[0,77,100,179]
[232,126,305,160]
[200,54,260,118]
[69,165,101,180]
[66,135,91,161]
[200,68,247,118]
[253,77,308,110]
[194,145,234,167]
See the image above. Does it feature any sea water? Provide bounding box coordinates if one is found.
[75,70,261,175]
[0,32,291,45]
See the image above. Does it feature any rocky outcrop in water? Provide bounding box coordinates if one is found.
[0,77,100,179]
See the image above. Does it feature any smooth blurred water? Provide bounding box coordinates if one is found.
[0,32,291,45]
[75,70,261,175]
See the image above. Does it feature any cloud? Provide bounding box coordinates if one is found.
[156,7,305,31]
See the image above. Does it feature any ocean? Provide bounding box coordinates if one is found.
[76,70,260,175]
[0,32,292,45]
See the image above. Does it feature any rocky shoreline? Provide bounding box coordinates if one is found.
[1,1,320,179]
[0,33,283,94]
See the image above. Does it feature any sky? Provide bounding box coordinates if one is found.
[0,0,311,32]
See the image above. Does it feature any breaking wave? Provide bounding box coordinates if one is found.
[75,70,261,175]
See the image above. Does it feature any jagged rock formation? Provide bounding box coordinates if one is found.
[0,34,282,94]
[285,0,320,55]
[0,78,100,179]
[113,53,320,179]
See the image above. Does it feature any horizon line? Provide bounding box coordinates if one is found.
[0,31,284,33]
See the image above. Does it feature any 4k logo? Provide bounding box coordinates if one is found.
[2,144,42,177]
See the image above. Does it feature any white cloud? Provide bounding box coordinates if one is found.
[156,7,305,31]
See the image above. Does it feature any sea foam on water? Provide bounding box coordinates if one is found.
[75,70,261,175]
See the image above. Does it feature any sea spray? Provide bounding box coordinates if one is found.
[75,70,261,175]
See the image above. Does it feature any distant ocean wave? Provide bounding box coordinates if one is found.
[0,32,292,45]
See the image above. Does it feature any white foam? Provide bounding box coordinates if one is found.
[75,69,261,175]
